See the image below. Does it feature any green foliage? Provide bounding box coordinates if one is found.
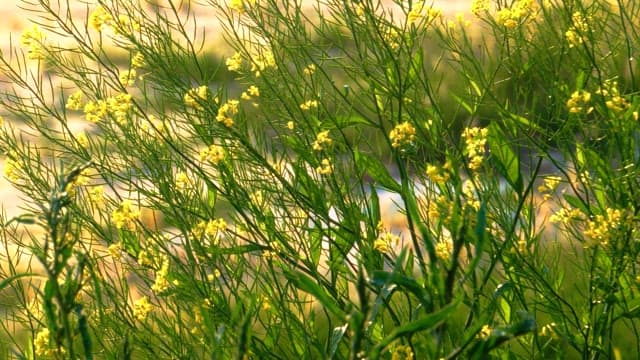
[1,0,640,358]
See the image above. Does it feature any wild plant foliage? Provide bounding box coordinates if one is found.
[1,0,639,358]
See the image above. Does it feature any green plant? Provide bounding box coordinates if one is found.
[1,0,639,358]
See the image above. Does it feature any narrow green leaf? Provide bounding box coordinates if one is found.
[207,186,217,209]
[370,270,427,302]
[0,273,35,292]
[329,323,348,358]
[283,270,344,320]
[370,302,459,357]
[355,151,401,193]
[562,194,588,214]
[488,123,522,194]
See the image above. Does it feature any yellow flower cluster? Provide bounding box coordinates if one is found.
[192,218,227,243]
[312,130,332,151]
[303,64,316,76]
[74,132,89,149]
[300,99,319,111]
[566,90,593,114]
[34,328,50,356]
[64,168,92,196]
[382,27,401,50]
[88,186,105,205]
[216,99,239,127]
[84,93,132,124]
[175,171,191,191]
[34,328,64,357]
[241,85,260,100]
[462,127,488,171]
[391,344,414,360]
[462,178,481,210]
[3,156,21,182]
[66,90,84,111]
[374,222,400,254]
[184,85,209,109]
[89,5,113,32]
[229,0,255,14]
[111,199,140,230]
[151,255,170,293]
[119,69,137,87]
[495,0,539,29]
[250,50,277,77]
[549,206,582,225]
[133,296,152,321]
[425,161,451,185]
[471,0,490,16]
[565,12,590,48]
[596,80,629,114]
[435,241,453,262]
[108,242,122,260]
[583,208,624,246]
[407,3,442,27]
[226,52,243,72]
[389,121,416,148]
[537,175,562,200]
[20,24,46,60]
[478,324,492,339]
[199,144,225,165]
[316,158,333,175]
[89,5,140,35]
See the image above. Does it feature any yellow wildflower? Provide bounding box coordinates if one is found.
[389,122,416,148]
[184,85,209,109]
[565,12,590,48]
[462,127,488,170]
[537,175,562,200]
[3,157,21,182]
[119,69,137,87]
[133,296,152,321]
[229,0,255,13]
[316,158,333,175]
[299,100,319,111]
[84,99,108,123]
[425,162,451,184]
[303,64,316,76]
[250,50,277,77]
[131,52,145,68]
[34,328,51,356]
[108,243,122,260]
[216,99,239,127]
[66,90,84,111]
[478,324,492,339]
[89,5,113,32]
[107,93,133,125]
[583,208,624,246]
[175,171,191,191]
[549,206,582,225]
[88,186,105,205]
[199,144,225,165]
[391,345,414,360]
[151,255,170,293]
[312,130,332,151]
[226,52,243,72]
[241,85,260,100]
[566,90,593,114]
[111,199,140,230]
[435,241,453,262]
[471,0,490,16]
[20,24,47,60]
[375,224,400,254]
[287,121,295,130]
